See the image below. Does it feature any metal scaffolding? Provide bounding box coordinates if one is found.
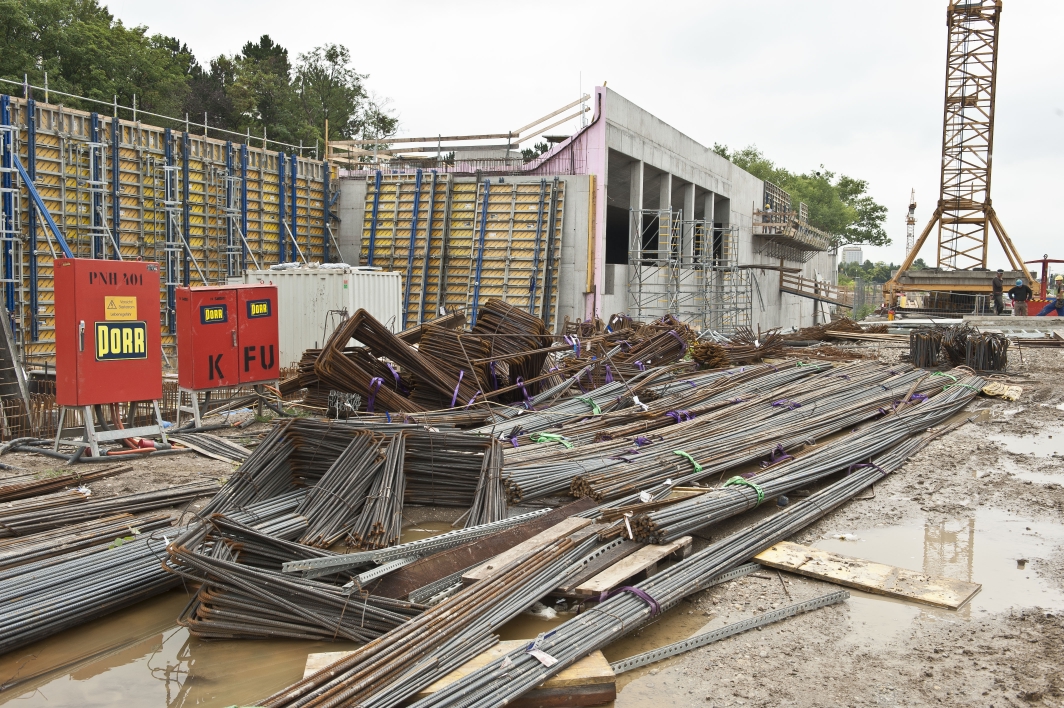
[627,208,750,332]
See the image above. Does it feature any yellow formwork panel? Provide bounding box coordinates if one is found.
[363,175,563,329]
[3,97,338,365]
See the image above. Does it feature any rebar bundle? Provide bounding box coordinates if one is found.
[296,431,384,547]
[909,328,942,367]
[0,463,132,502]
[463,438,506,528]
[201,420,295,514]
[259,533,601,708]
[350,435,406,550]
[632,371,985,542]
[0,480,219,537]
[400,432,949,708]
[722,326,785,364]
[169,520,421,642]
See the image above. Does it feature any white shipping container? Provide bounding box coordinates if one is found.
[235,266,402,367]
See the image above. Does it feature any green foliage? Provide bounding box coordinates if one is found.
[713,144,889,248]
[854,303,875,321]
[522,142,549,163]
[0,2,397,148]
[911,257,928,270]
[838,259,897,284]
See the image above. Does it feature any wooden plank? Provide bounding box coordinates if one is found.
[754,541,982,609]
[305,641,616,708]
[365,498,596,599]
[554,540,644,595]
[573,536,692,597]
[462,516,593,584]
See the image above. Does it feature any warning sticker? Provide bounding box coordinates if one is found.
[104,296,137,321]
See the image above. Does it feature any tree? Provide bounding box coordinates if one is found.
[0,0,192,116]
[912,257,928,270]
[714,144,890,248]
[228,35,310,144]
[522,142,549,162]
[295,43,393,145]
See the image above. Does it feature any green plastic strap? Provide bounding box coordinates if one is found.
[577,396,602,415]
[672,450,703,474]
[530,432,573,449]
[930,371,958,382]
[724,476,766,505]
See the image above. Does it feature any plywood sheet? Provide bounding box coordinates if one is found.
[573,536,691,596]
[462,516,592,584]
[755,541,981,609]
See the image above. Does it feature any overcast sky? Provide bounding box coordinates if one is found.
[106,0,1063,270]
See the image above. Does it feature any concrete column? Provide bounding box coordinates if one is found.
[659,173,672,255]
[703,192,715,224]
[682,183,696,259]
[629,160,644,256]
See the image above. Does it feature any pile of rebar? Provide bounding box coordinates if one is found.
[350,435,406,550]
[295,431,383,547]
[0,463,132,502]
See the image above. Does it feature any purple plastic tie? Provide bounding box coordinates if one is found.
[574,369,588,394]
[761,443,793,468]
[667,330,688,354]
[604,365,614,384]
[635,361,646,372]
[847,461,888,478]
[634,436,651,446]
[516,376,534,407]
[666,410,694,424]
[488,362,500,391]
[366,377,383,413]
[598,586,661,616]
[386,362,409,395]
[771,399,802,410]
[837,374,850,381]
[911,393,929,402]
[465,390,482,408]
[450,371,464,408]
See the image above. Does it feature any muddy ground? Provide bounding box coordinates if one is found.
[1,346,1061,707]
[615,346,1064,708]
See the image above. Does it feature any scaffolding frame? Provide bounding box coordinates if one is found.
[627,208,751,332]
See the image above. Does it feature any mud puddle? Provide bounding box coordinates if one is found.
[812,508,1064,647]
[398,519,455,543]
[0,589,360,707]
[987,425,1063,458]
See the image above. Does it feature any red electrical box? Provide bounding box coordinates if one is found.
[176,284,278,390]
[54,258,163,406]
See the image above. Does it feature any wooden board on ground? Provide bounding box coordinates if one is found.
[754,541,981,609]
[554,540,644,595]
[573,536,692,597]
[304,641,616,707]
[462,516,592,584]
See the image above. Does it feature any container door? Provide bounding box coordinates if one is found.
[236,286,279,383]
[189,288,240,389]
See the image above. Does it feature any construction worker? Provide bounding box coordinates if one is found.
[991,268,1005,315]
[1036,275,1064,316]
[1008,279,1033,316]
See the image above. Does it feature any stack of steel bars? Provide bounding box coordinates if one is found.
[0,463,132,502]
[258,533,600,708]
[350,435,406,550]
[398,430,955,708]
[295,431,383,547]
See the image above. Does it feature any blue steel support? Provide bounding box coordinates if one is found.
[528,179,547,315]
[0,96,14,313]
[278,151,286,263]
[402,169,423,329]
[470,179,491,328]
[12,154,71,258]
[290,154,298,260]
[181,132,190,285]
[367,170,382,266]
[322,161,331,262]
[110,117,120,258]
[225,141,234,276]
[418,171,438,326]
[27,98,39,339]
[240,145,248,269]
[164,129,176,328]
[90,113,102,258]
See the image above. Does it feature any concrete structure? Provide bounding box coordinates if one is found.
[842,246,864,264]
[337,87,837,332]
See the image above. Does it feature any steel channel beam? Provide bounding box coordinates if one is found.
[240,145,249,270]
[181,132,190,285]
[0,95,12,313]
[289,153,297,261]
[402,168,423,329]
[110,116,119,258]
[367,170,381,266]
[26,98,37,339]
[469,178,491,327]
[610,589,849,674]
[277,150,286,263]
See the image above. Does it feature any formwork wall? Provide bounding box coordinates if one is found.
[0,95,336,367]
[360,173,565,329]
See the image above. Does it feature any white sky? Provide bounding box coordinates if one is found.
[106,0,1064,269]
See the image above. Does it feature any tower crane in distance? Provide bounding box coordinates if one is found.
[905,189,917,256]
